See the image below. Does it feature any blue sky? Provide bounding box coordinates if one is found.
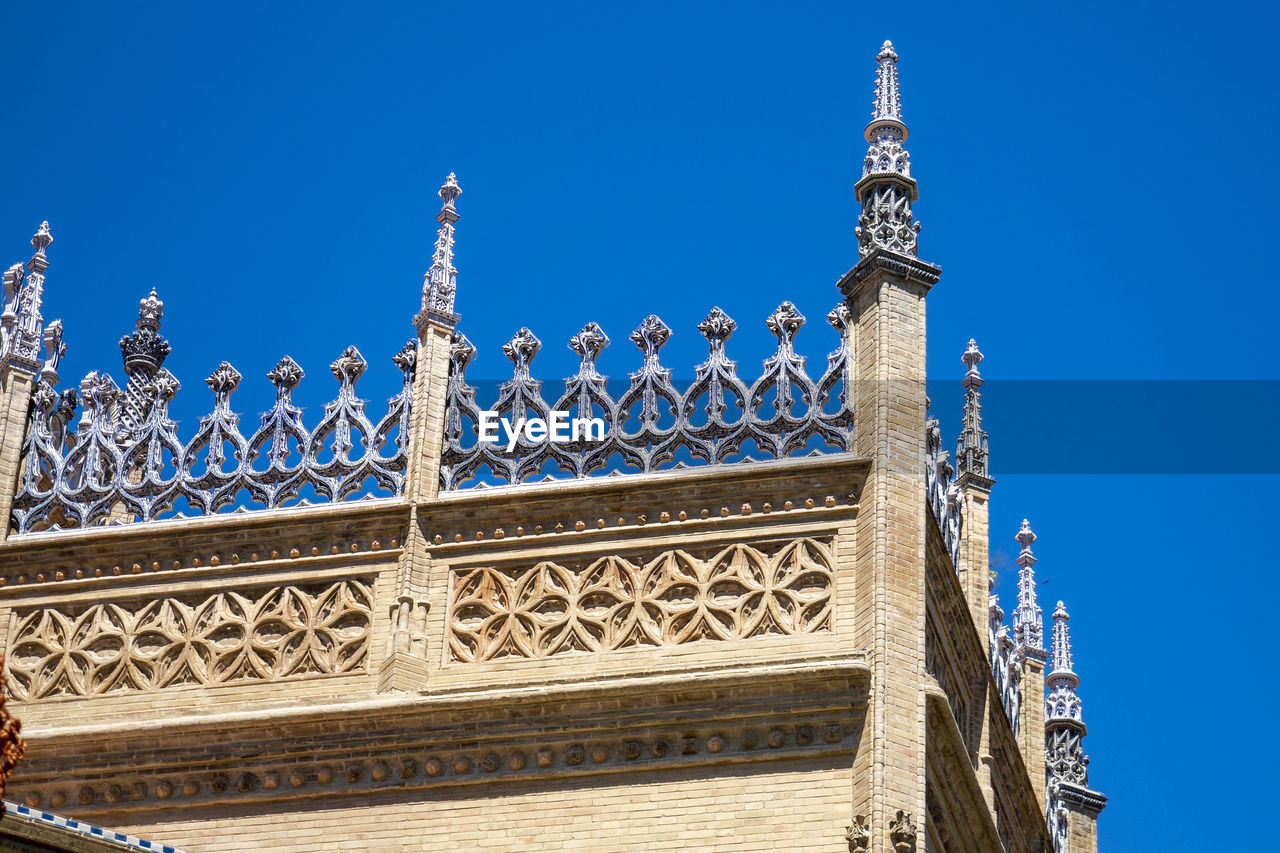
[3,1,1277,847]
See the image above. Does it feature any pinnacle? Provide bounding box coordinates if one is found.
[878,40,898,62]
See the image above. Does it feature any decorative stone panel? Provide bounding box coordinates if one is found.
[448,537,834,663]
[6,579,373,699]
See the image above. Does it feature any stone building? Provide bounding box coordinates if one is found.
[0,41,1106,853]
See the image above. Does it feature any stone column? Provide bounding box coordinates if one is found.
[0,366,36,542]
[1018,650,1048,806]
[840,249,939,853]
[377,174,462,692]
[1058,786,1107,853]
[954,479,993,653]
[954,338,994,650]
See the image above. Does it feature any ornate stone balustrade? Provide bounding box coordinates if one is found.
[441,302,855,490]
[11,344,415,535]
[925,410,961,569]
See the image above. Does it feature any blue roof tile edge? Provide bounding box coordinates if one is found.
[3,801,189,853]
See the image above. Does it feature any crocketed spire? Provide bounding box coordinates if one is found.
[854,41,920,259]
[956,339,991,485]
[1046,601,1082,722]
[418,172,462,328]
[870,40,904,131]
[1011,519,1045,653]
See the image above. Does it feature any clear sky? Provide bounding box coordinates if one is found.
[2,1,1277,847]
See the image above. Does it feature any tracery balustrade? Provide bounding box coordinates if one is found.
[11,343,416,534]
[439,301,856,490]
[925,409,962,569]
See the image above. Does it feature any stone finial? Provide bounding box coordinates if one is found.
[120,289,171,377]
[28,221,52,274]
[1016,519,1037,566]
[438,171,461,210]
[955,339,990,484]
[137,288,164,332]
[418,172,462,327]
[1011,519,1044,653]
[961,338,982,383]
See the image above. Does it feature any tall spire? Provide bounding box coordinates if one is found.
[956,339,991,485]
[854,41,920,260]
[1045,599,1105,844]
[869,40,905,140]
[1011,519,1045,653]
[418,172,462,329]
[1049,596,1080,686]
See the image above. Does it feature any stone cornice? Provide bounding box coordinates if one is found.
[20,653,868,744]
[1057,782,1108,815]
[0,495,405,556]
[10,655,869,818]
[430,451,871,512]
[836,249,942,297]
[0,497,406,591]
[955,471,995,493]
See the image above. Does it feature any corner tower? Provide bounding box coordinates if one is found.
[839,39,942,852]
[1046,601,1108,849]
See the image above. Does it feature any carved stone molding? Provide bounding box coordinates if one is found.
[427,491,856,548]
[448,537,834,663]
[14,720,848,814]
[6,580,373,699]
[0,530,398,590]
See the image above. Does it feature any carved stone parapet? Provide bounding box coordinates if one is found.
[448,537,834,663]
[6,579,373,699]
